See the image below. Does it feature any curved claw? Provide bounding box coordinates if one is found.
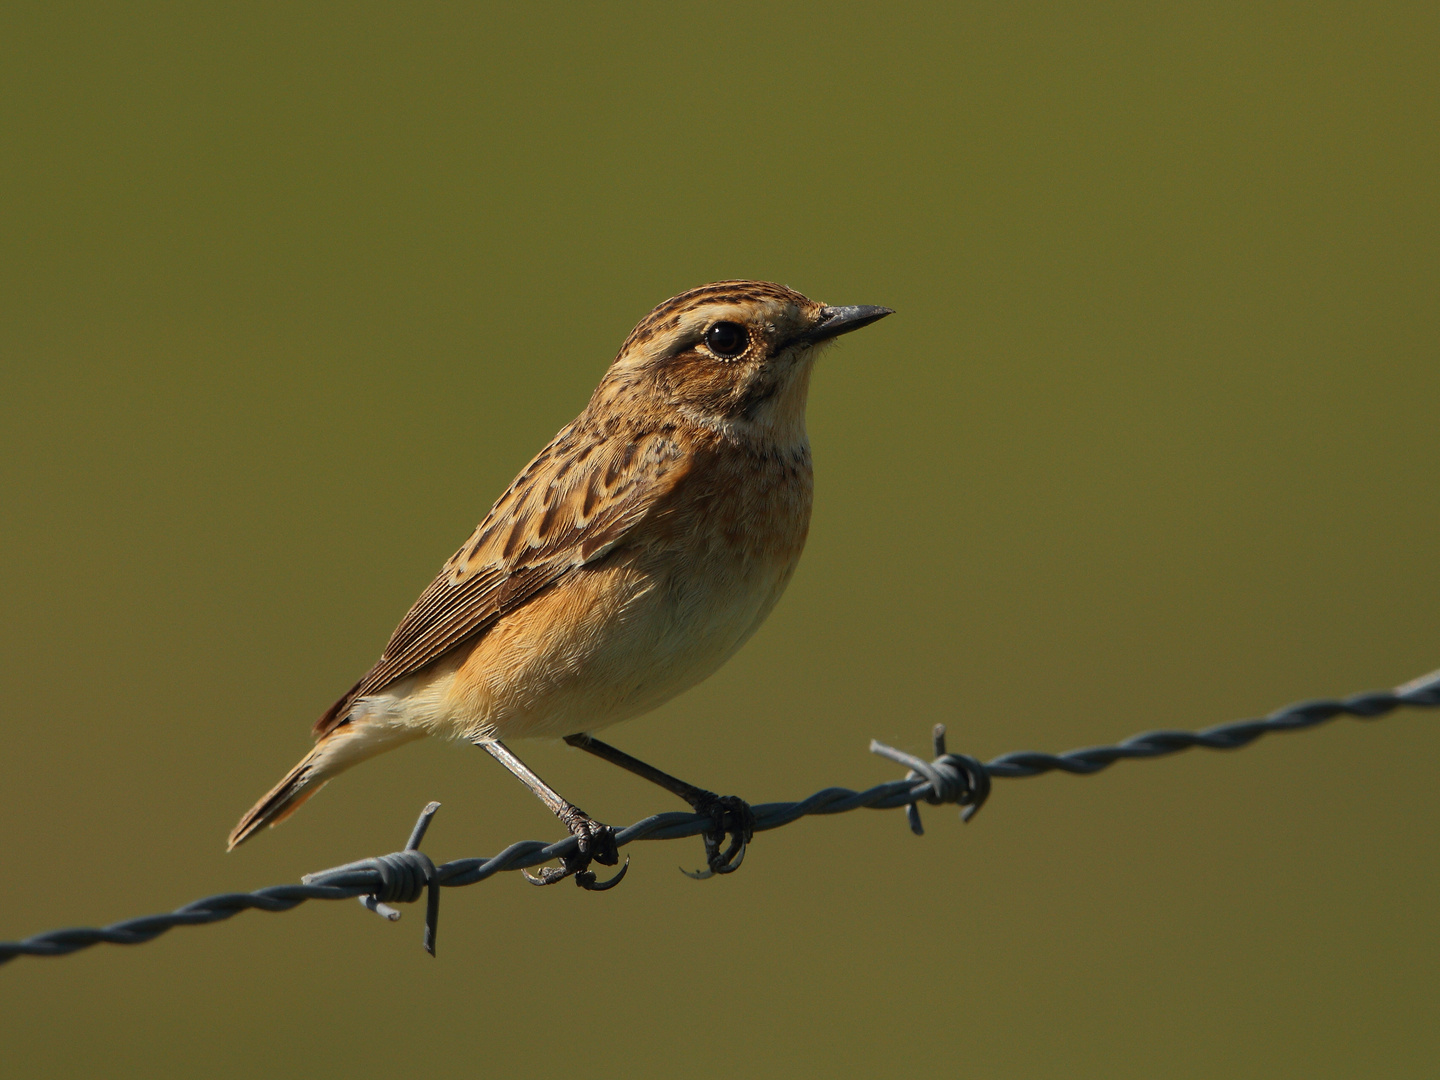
[681,832,747,880]
[523,820,626,890]
[707,829,747,874]
[713,834,746,874]
[575,855,629,891]
[681,795,752,879]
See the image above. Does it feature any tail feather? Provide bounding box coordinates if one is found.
[227,746,329,850]
[226,722,423,850]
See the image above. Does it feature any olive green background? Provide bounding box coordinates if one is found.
[2,4,1436,1077]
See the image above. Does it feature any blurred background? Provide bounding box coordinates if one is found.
[2,4,1436,1077]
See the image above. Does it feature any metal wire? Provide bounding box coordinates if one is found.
[4,668,1437,965]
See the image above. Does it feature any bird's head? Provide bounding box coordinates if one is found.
[597,281,892,442]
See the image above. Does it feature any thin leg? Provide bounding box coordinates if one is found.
[563,734,716,805]
[564,733,755,878]
[479,739,628,891]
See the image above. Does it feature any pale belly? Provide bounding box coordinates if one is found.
[479,543,801,740]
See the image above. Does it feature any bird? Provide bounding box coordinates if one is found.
[227,280,892,887]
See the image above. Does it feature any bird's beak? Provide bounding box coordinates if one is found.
[800,305,895,345]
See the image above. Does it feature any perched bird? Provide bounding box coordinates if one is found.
[228,281,892,887]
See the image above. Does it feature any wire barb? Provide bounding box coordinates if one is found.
[3,669,1437,967]
[869,724,991,834]
[302,801,442,956]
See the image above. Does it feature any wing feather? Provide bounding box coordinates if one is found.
[313,424,689,737]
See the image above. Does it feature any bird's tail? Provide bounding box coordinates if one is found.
[226,722,421,850]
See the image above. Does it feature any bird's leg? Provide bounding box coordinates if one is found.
[478,739,627,891]
[563,734,754,878]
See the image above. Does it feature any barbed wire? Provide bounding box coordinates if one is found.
[4,667,1438,966]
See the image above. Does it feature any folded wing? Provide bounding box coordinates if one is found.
[313,424,690,738]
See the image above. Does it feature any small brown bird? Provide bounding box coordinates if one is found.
[228,281,891,886]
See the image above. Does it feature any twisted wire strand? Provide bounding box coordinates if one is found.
[4,669,1437,965]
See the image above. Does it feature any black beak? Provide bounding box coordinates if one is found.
[800,304,895,345]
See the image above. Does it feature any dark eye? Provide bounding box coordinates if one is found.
[705,321,747,358]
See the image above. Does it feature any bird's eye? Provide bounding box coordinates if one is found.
[705,321,748,358]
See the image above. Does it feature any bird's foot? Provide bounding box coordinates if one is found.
[525,808,628,891]
[682,794,755,880]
